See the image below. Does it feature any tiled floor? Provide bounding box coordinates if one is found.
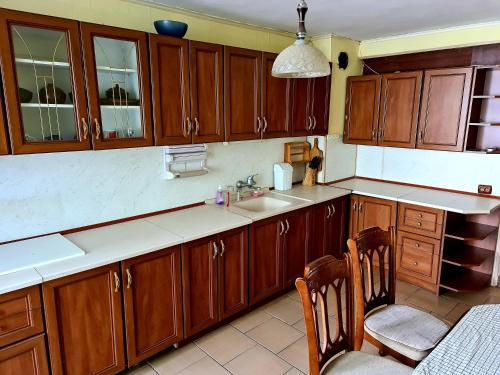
[124,281,500,375]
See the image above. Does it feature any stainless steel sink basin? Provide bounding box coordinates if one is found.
[233,196,291,212]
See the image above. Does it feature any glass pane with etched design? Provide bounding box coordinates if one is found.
[93,37,143,140]
[11,25,78,142]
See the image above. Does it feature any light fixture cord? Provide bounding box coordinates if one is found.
[296,0,308,39]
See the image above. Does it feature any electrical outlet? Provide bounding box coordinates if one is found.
[478,185,493,194]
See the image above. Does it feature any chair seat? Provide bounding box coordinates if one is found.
[323,350,413,375]
[364,304,450,361]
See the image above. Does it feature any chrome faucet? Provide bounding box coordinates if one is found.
[235,174,259,201]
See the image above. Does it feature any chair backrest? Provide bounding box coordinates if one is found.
[347,226,396,349]
[295,255,355,375]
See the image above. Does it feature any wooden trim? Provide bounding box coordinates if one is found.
[0,93,9,155]
[0,334,50,375]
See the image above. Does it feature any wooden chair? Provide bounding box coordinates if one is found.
[347,226,449,367]
[295,255,412,375]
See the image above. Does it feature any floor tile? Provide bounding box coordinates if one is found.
[284,368,305,375]
[247,318,303,353]
[292,318,306,333]
[149,343,206,375]
[177,356,230,375]
[445,303,471,324]
[122,364,158,375]
[395,280,419,299]
[278,336,309,373]
[195,325,255,364]
[442,290,489,306]
[286,289,302,302]
[264,296,304,325]
[231,308,272,333]
[406,289,458,317]
[485,287,500,297]
[225,345,291,375]
[360,340,379,355]
[484,295,500,304]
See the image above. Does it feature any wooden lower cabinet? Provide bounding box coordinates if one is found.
[122,246,183,366]
[283,208,311,288]
[349,195,397,238]
[43,264,125,375]
[183,227,248,337]
[0,334,49,375]
[250,216,283,304]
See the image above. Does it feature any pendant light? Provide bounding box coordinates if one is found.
[272,0,331,78]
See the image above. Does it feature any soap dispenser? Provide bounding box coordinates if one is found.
[215,185,225,205]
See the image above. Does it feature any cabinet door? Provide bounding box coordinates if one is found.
[417,68,472,151]
[378,71,422,148]
[283,209,311,288]
[81,23,153,149]
[348,195,359,238]
[224,47,261,141]
[0,95,9,155]
[150,34,190,145]
[344,75,381,145]
[309,203,328,262]
[291,78,312,136]
[0,9,90,154]
[325,196,348,259]
[122,246,183,366]
[357,195,397,234]
[182,236,218,337]
[261,52,291,139]
[190,41,224,143]
[250,216,283,304]
[0,335,49,375]
[218,227,248,320]
[43,264,125,375]
[310,75,331,135]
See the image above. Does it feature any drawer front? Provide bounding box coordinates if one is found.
[0,334,50,375]
[0,286,44,348]
[398,203,444,239]
[396,231,441,284]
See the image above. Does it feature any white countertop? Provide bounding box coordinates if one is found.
[330,178,500,214]
[0,268,42,295]
[272,184,350,204]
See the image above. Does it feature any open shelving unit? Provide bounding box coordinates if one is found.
[465,65,500,153]
[439,210,500,294]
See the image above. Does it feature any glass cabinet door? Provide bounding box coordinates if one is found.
[0,9,90,154]
[81,23,152,149]
[0,94,8,155]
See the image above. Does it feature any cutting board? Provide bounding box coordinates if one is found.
[310,138,324,171]
[0,234,85,275]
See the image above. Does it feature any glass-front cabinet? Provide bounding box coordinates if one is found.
[80,23,152,149]
[0,95,8,155]
[0,9,90,154]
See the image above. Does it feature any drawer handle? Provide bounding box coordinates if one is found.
[413,261,418,266]
[417,222,422,227]
[220,240,225,256]
[213,242,219,259]
[418,213,423,218]
[113,272,120,293]
[326,205,332,219]
[126,268,132,289]
[415,243,420,248]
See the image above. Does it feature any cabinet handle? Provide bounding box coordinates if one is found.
[279,221,285,236]
[413,261,418,266]
[331,204,336,215]
[379,128,384,140]
[194,117,200,135]
[113,272,120,293]
[312,116,317,130]
[285,219,290,234]
[213,241,219,259]
[418,213,423,218]
[359,202,363,212]
[262,117,268,133]
[256,116,262,133]
[186,117,192,135]
[326,205,332,219]
[415,242,420,248]
[417,129,424,142]
[126,268,132,289]
[417,221,422,227]
[220,240,225,256]
[352,202,357,211]
[81,118,88,140]
[94,118,101,140]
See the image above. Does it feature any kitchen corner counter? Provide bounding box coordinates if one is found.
[330,178,500,214]
[273,184,351,204]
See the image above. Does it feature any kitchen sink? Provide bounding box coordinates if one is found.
[233,196,291,212]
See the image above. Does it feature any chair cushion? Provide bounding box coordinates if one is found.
[364,304,450,361]
[323,351,413,375]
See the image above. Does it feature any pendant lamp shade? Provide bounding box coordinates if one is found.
[272,1,331,78]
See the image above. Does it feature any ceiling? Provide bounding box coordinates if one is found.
[144,0,500,40]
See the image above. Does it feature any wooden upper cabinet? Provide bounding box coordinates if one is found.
[291,78,311,136]
[150,34,190,145]
[282,208,310,288]
[224,46,261,141]
[218,227,248,320]
[43,264,125,375]
[344,75,381,145]
[121,246,183,366]
[250,216,283,305]
[310,75,331,135]
[0,334,50,375]
[0,9,90,154]
[261,52,291,138]
[80,23,153,150]
[190,41,224,143]
[182,236,218,337]
[378,71,422,148]
[417,67,472,151]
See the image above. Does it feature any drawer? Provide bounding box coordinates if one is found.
[0,286,44,348]
[396,231,441,284]
[0,334,49,375]
[398,203,444,239]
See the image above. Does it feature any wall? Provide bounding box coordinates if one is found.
[356,146,500,194]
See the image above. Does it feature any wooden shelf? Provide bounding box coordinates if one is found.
[445,222,498,241]
[21,103,73,108]
[15,57,69,68]
[96,66,137,73]
[473,95,500,99]
[440,269,491,292]
[468,122,500,127]
[442,244,493,267]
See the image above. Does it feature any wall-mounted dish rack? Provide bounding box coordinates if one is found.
[164,144,209,179]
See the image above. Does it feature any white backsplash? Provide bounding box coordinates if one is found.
[0,138,306,242]
[356,146,500,193]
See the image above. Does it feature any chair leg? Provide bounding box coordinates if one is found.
[378,348,386,357]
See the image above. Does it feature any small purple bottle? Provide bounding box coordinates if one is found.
[215,185,225,205]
